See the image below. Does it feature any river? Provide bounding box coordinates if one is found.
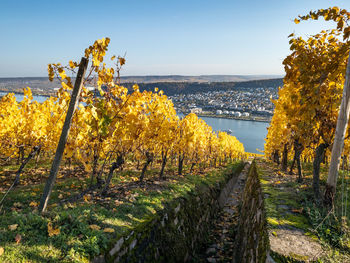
[0,92,269,153]
[0,92,48,103]
[199,116,268,154]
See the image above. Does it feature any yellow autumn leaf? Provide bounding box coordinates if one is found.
[8,224,18,231]
[47,222,60,237]
[69,60,76,69]
[0,246,3,256]
[83,195,91,202]
[29,201,38,207]
[103,228,115,233]
[89,224,101,231]
[23,87,33,100]
[294,18,300,24]
[59,70,67,80]
[61,82,72,90]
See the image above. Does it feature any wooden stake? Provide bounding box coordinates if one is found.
[326,51,350,206]
[39,57,88,213]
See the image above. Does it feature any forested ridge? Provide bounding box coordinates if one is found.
[123,78,283,95]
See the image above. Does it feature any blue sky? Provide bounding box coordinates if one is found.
[0,0,348,77]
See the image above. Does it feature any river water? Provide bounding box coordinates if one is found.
[0,92,48,103]
[0,92,269,153]
[199,116,268,154]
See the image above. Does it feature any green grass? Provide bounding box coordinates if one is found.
[258,162,310,233]
[0,160,243,262]
[257,159,350,262]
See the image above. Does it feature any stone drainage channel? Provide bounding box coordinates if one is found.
[194,163,250,263]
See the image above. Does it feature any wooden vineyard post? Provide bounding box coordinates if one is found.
[39,57,88,213]
[325,51,350,206]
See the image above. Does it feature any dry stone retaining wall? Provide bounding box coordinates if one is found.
[233,161,270,263]
[94,163,245,263]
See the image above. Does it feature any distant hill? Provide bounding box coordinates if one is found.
[0,76,283,96]
[124,78,284,96]
[119,74,283,83]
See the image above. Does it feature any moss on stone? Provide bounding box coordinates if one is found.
[234,161,269,263]
[103,162,245,262]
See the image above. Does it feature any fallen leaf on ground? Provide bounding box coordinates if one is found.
[83,195,91,202]
[15,234,21,244]
[103,228,115,233]
[89,224,101,230]
[291,207,304,214]
[0,246,4,256]
[8,224,18,231]
[29,201,38,207]
[47,222,60,237]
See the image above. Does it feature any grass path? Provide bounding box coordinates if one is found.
[257,159,350,262]
[194,163,249,262]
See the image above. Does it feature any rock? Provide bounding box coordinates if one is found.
[277,204,290,210]
[206,247,216,254]
[209,244,218,249]
[109,237,124,256]
[129,239,137,250]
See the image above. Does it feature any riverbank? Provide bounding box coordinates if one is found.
[197,113,271,123]
[0,90,51,98]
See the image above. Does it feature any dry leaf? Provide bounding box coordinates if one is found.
[15,234,22,244]
[83,195,91,202]
[0,246,4,256]
[29,201,38,207]
[291,207,304,214]
[89,224,101,230]
[8,224,18,231]
[103,228,115,233]
[47,222,60,237]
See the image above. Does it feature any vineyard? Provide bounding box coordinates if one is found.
[265,7,350,202]
[0,37,245,194]
[3,5,350,263]
[264,7,350,261]
[0,38,245,261]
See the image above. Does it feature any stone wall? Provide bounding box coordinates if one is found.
[233,161,270,263]
[94,163,245,263]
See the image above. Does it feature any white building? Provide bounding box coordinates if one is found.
[243,112,250,117]
[216,110,223,115]
[234,112,242,117]
[190,107,202,114]
[85,86,96,91]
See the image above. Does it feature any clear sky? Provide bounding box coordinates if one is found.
[0,0,349,77]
